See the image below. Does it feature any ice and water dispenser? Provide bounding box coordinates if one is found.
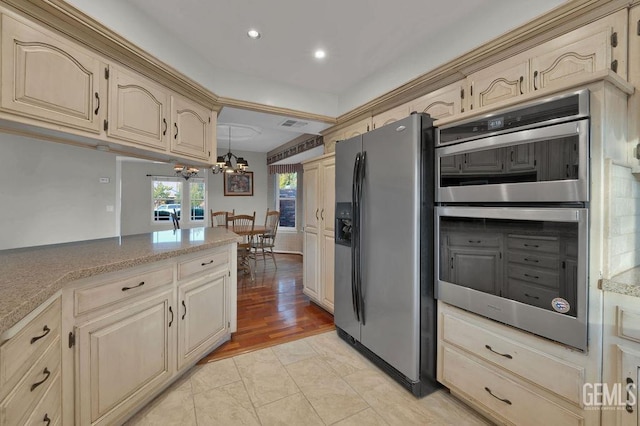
[335,202,352,247]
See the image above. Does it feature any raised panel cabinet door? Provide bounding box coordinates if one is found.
[107,65,169,150]
[506,144,536,172]
[75,289,175,426]
[321,232,335,313]
[372,104,409,130]
[449,248,501,295]
[303,162,320,233]
[170,95,213,160]
[468,59,528,110]
[1,14,106,134]
[177,271,228,370]
[303,230,320,301]
[321,157,335,234]
[462,149,503,174]
[342,117,371,140]
[531,29,609,92]
[409,80,464,119]
[615,346,640,426]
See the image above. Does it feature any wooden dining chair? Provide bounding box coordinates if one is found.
[231,212,256,280]
[252,209,280,268]
[211,209,234,227]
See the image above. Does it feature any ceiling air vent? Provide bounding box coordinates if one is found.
[279,119,308,128]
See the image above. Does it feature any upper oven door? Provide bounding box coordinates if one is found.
[436,119,589,203]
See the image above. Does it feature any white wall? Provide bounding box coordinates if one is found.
[0,135,117,250]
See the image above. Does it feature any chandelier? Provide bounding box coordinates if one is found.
[174,165,199,180]
[212,125,249,174]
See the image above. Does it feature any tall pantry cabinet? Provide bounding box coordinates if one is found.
[302,153,335,313]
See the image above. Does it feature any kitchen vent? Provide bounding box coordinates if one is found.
[279,119,308,128]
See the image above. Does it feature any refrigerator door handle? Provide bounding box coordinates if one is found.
[351,152,361,321]
[358,151,366,326]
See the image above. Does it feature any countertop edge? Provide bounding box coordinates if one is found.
[601,266,640,298]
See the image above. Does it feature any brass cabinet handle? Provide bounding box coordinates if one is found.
[533,71,539,90]
[201,260,214,266]
[315,209,319,220]
[174,123,179,139]
[163,118,167,135]
[43,414,51,426]
[182,300,187,320]
[30,368,51,392]
[169,306,174,327]
[519,76,524,95]
[122,281,145,291]
[30,325,51,344]
[321,209,324,220]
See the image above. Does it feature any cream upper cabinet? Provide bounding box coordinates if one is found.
[302,154,335,313]
[177,271,228,370]
[170,94,215,161]
[107,64,170,151]
[372,104,409,130]
[409,80,465,119]
[468,59,529,110]
[531,30,610,92]
[342,117,371,140]
[0,13,106,134]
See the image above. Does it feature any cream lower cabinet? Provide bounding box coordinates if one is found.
[75,289,175,426]
[302,153,335,313]
[438,301,594,425]
[62,245,234,425]
[603,291,640,426]
[0,297,62,426]
[177,271,228,370]
[0,12,106,134]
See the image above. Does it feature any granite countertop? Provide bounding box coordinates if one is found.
[601,266,640,298]
[0,227,241,336]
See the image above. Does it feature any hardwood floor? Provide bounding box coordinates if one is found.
[199,253,335,363]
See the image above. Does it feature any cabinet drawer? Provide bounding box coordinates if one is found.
[617,306,640,344]
[507,252,559,270]
[23,372,61,426]
[74,266,173,316]
[442,346,583,426]
[0,338,61,426]
[508,235,559,254]
[448,233,501,248]
[442,313,584,404]
[178,250,229,281]
[506,279,559,310]
[0,298,60,392]
[507,264,559,288]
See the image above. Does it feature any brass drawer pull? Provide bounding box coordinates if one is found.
[30,368,51,392]
[169,306,174,327]
[201,260,214,266]
[43,414,51,426]
[485,344,512,359]
[182,300,187,320]
[30,325,51,344]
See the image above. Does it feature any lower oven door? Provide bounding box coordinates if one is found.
[435,206,588,350]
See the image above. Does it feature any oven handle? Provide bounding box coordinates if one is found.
[436,120,586,157]
[436,206,586,223]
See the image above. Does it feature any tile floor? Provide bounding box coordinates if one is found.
[126,331,490,425]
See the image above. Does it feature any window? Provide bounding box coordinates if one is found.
[152,177,206,224]
[277,172,297,228]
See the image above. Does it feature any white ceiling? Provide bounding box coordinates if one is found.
[65,0,566,154]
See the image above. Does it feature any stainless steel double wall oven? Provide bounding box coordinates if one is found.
[435,89,590,350]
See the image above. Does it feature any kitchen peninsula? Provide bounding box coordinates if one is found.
[0,227,240,425]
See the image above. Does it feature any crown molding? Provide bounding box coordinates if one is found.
[336,0,637,125]
[218,97,336,124]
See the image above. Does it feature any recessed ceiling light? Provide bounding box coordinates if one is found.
[247,29,261,40]
[314,49,326,59]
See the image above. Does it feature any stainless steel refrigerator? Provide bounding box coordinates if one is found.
[334,113,438,397]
